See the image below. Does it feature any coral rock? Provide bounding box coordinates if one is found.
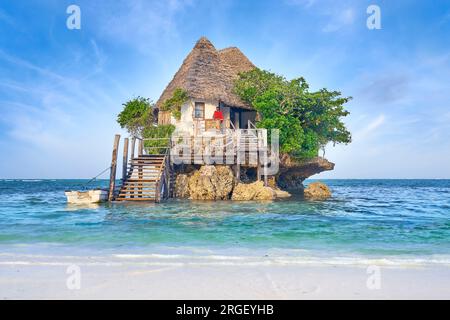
[174,174,190,198]
[188,165,235,200]
[231,181,276,201]
[273,188,291,198]
[277,156,335,189]
[303,182,332,200]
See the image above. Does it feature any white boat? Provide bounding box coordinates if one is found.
[65,189,108,204]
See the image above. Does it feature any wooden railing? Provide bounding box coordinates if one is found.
[205,119,220,131]
[155,147,171,202]
[170,128,268,166]
[195,119,232,134]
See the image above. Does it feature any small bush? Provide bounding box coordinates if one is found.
[142,124,175,154]
[161,88,188,120]
[117,97,154,136]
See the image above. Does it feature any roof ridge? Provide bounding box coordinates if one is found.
[156,38,255,109]
[218,46,239,52]
[193,36,215,50]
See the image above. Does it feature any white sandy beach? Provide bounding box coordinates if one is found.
[1,249,449,299]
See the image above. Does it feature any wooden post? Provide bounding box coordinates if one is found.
[138,139,143,156]
[222,135,225,165]
[137,139,143,198]
[122,138,129,182]
[155,180,160,202]
[129,137,136,199]
[263,151,268,187]
[108,134,121,201]
[256,130,261,181]
[130,137,136,160]
[262,129,268,186]
[257,156,261,181]
[235,130,240,181]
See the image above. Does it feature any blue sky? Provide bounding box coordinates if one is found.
[0,0,449,179]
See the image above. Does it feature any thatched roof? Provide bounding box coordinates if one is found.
[156,37,255,110]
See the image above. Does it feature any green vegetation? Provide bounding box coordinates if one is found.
[117,97,154,136]
[142,124,175,154]
[161,88,189,120]
[234,68,351,158]
[117,97,174,154]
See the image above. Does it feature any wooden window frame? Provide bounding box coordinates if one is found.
[193,102,205,119]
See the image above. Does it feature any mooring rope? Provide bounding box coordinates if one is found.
[81,166,111,189]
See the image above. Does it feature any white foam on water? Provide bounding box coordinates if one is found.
[114,254,186,259]
[1,256,449,268]
[5,251,443,268]
[2,241,450,268]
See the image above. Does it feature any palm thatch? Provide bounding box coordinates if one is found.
[156,37,256,110]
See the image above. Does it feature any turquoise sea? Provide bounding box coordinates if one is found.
[0,179,449,263]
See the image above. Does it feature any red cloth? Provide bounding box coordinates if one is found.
[213,110,224,120]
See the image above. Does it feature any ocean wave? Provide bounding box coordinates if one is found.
[1,255,450,268]
[3,250,448,268]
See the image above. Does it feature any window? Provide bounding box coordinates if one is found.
[194,102,205,119]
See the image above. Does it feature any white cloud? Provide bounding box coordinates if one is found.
[284,0,317,8]
[285,0,356,33]
[0,46,129,178]
[0,49,71,83]
[93,0,193,54]
[319,48,450,178]
[354,114,385,141]
[89,39,107,74]
[322,8,355,32]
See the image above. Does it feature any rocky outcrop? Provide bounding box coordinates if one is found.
[174,174,190,198]
[277,156,334,190]
[273,188,291,198]
[175,166,289,201]
[231,181,276,201]
[175,165,235,200]
[303,182,332,200]
[173,156,332,200]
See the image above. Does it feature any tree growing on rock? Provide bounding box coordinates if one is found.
[117,97,175,154]
[234,69,352,159]
[117,96,154,137]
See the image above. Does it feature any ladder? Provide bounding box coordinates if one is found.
[115,153,169,202]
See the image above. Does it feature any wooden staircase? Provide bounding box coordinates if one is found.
[115,154,169,202]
